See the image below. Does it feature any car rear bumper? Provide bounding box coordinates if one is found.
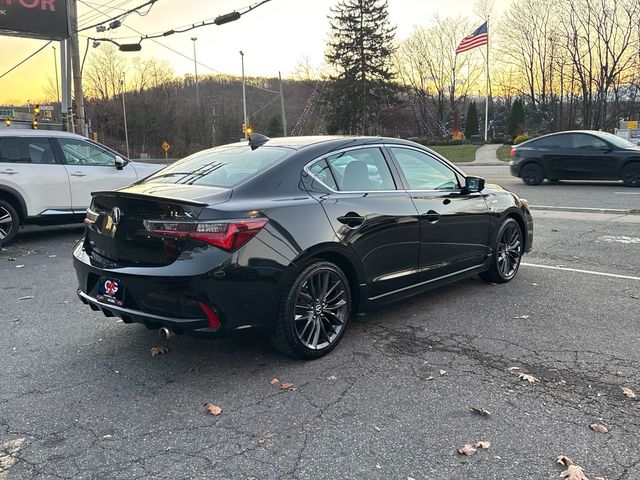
[72,238,288,337]
[510,162,521,177]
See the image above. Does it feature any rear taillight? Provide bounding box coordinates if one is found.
[199,302,221,330]
[143,219,268,252]
[510,148,517,157]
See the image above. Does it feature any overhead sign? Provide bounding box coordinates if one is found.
[0,108,14,117]
[0,0,70,40]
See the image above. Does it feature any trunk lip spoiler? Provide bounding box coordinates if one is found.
[91,190,210,207]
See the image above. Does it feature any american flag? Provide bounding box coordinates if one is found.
[455,21,488,54]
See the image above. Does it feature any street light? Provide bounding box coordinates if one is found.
[240,51,248,139]
[191,37,199,104]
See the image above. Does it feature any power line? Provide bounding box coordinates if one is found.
[0,41,52,81]
[75,0,158,33]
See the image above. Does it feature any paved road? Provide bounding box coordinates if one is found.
[464,164,640,211]
[1,191,639,479]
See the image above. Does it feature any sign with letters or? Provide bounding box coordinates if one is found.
[0,0,69,40]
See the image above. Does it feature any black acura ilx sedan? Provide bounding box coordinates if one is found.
[74,135,533,359]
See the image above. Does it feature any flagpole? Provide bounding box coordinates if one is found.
[484,17,490,142]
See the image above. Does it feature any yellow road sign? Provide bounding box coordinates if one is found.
[162,141,170,152]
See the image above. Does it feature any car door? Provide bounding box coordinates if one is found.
[306,146,421,299]
[530,134,576,179]
[0,136,72,216]
[387,146,491,281]
[569,133,617,179]
[54,137,138,212]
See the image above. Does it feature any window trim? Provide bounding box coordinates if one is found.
[303,145,400,194]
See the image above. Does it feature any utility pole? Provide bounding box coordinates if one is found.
[240,51,248,139]
[278,71,287,136]
[53,46,60,108]
[69,0,86,136]
[191,37,199,104]
[121,75,130,159]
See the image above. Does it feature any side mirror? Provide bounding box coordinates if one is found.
[465,176,485,193]
[115,156,125,170]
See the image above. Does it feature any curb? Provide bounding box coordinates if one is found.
[530,205,640,216]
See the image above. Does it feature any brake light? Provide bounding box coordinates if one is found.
[144,219,268,252]
[510,148,517,157]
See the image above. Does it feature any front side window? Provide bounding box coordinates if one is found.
[145,145,291,188]
[571,134,608,150]
[325,148,395,191]
[390,147,459,190]
[0,137,56,164]
[58,138,116,166]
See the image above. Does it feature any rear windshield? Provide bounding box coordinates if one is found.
[145,145,291,188]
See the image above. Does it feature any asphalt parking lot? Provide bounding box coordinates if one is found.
[1,166,639,480]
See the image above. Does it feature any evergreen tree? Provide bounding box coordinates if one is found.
[266,115,284,137]
[508,99,525,138]
[464,101,479,139]
[324,0,397,135]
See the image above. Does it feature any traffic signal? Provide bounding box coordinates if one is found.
[92,131,99,141]
[33,104,40,116]
[4,118,10,127]
[241,123,246,134]
[246,126,253,135]
[32,119,38,130]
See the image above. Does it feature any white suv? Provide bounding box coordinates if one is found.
[0,130,164,246]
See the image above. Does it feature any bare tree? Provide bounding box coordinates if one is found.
[84,44,127,101]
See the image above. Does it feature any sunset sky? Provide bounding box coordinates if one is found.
[0,0,509,105]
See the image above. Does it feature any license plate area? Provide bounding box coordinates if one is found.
[97,277,125,306]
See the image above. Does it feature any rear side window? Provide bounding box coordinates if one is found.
[529,135,569,148]
[145,146,291,188]
[0,137,56,164]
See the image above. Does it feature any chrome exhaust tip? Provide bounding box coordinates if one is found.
[159,327,171,340]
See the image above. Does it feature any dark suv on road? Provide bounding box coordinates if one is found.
[510,130,640,186]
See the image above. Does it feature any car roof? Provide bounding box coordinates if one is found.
[224,135,424,151]
[0,129,86,139]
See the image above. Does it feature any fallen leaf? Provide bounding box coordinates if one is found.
[280,382,295,391]
[621,386,636,400]
[475,441,491,449]
[15,264,24,268]
[470,407,491,417]
[24,249,39,255]
[513,315,530,320]
[439,370,447,376]
[373,425,381,432]
[48,255,57,258]
[518,372,539,383]
[18,295,34,301]
[269,378,279,385]
[327,375,337,380]
[203,403,222,415]
[102,434,112,439]
[164,445,172,451]
[150,345,169,356]
[560,464,588,480]
[458,444,477,456]
[375,464,382,469]
[590,423,608,433]
[258,433,273,444]
[557,456,575,467]
[506,366,521,372]
[408,477,416,480]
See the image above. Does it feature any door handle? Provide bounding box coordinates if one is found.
[337,212,365,227]
[0,169,17,175]
[69,172,87,177]
[422,210,440,224]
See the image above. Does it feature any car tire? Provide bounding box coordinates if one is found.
[521,163,544,185]
[271,260,351,359]
[480,218,523,284]
[0,199,20,247]
[622,163,640,188]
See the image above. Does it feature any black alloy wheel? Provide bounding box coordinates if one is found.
[272,261,351,359]
[622,163,640,187]
[0,200,19,247]
[480,218,523,284]
[521,163,544,186]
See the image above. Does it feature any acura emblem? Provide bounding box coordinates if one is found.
[111,207,123,226]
